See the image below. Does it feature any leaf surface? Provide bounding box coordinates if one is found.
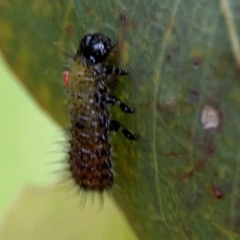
[1,0,240,239]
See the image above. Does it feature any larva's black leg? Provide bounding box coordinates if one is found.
[110,120,138,140]
[106,95,135,113]
[95,92,135,114]
[104,66,128,76]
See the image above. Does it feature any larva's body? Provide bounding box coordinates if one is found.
[65,33,138,192]
[68,57,113,191]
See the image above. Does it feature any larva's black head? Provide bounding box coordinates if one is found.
[80,33,115,65]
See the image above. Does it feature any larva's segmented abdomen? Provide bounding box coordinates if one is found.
[68,57,113,191]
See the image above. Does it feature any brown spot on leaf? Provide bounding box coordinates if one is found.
[166,47,179,62]
[188,89,199,97]
[156,102,176,124]
[225,216,240,233]
[181,222,192,236]
[182,128,193,139]
[84,5,90,13]
[119,11,133,33]
[235,217,240,229]
[208,141,216,158]
[212,186,223,199]
[179,160,206,181]
[166,53,171,62]
[139,101,151,109]
[164,152,184,157]
[235,62,240,79]
[156,102,176,114]
[188,89,200,104]
[65,23,74,35]
[193,57,202,69]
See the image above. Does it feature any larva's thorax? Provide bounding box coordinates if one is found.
[70,58,94,100]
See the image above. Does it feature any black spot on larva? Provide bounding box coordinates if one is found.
[103,148,110,156]
[65,33,138,192]
[75,122,84,129]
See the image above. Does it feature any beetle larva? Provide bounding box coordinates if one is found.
[64,33,138,192]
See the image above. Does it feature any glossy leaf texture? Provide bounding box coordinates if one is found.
[1,0,240,239]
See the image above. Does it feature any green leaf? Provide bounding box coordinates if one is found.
[1,0,240,239]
